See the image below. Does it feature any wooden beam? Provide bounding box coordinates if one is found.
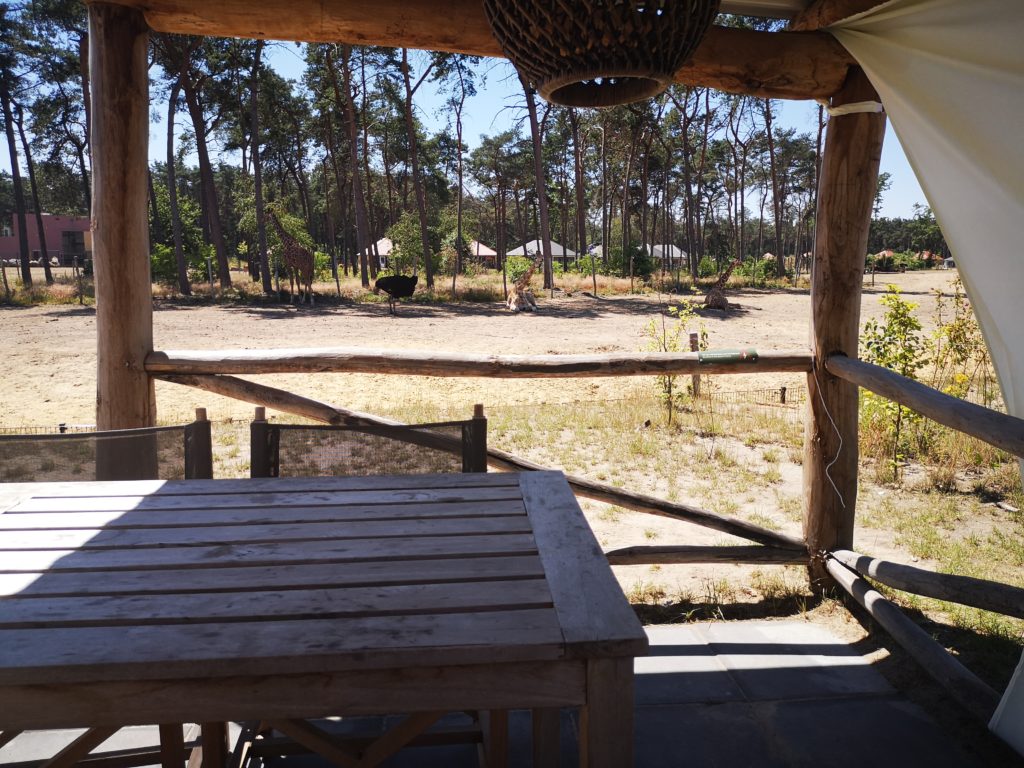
[826,557,1001,724]
[146,348,813,377]
[803,68,885,588]
[157,373,807,551]
[90,2,155,430]
[90,0,854,100]
[790,0,887,31]
[825,355,1024,459]
[831,550,1024,620]
[605,545,806,566]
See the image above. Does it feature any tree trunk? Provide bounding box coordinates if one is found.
[166,78,190,295]
[330,45,371,287]
[764,99,787,278]
[0,74,31,286]
[568,109,593,295]
[401,48,435,286]
[250,39,272,293]
[183,84,231,287]
[452,62,467,295]
[13,101,53,283]
[520,76,554,289]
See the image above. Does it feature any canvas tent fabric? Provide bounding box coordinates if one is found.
[829,0,1024,419]
[507,240,577,258]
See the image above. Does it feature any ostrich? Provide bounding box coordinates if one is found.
[374,274,418,314]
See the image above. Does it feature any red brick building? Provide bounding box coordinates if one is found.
[0,213,92,266]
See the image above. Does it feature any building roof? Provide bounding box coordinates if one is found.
[469,240,497,257]
[507,240,577,258]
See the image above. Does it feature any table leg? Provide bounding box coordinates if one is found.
[199,723,230,768]
[579,658,634,768]
[159,724,185,768]
[532,708,560,768]
[480,710,509,768]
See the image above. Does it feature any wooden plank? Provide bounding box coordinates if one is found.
[358,711,444,766]
[0,533,538,573]
[1,474,518,506]
[826,557,1001,724]
[531,709,560,768]
[89,2,154,430]
[0,579,554,629]
[479,710,508,768]
[0,499,527,531]
[199,724,228,768]
[0,555,545,598]
[0,608,566,686]
[39,727,119,768]
[605,545,806,565]
[579,658,634,768]
[0,515,532,551]
[9,485,524,514]
[265,720,359,768]
[825,355,1024,459]
[520,472,647,658]
[159,724,185,768]
[146,348,813,377]
[831,550,1024,620]
[0,660,588,731]
[803,68,886,587]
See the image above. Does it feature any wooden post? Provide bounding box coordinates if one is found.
[803,68,886,588]
[689,332,700,398]
[467,403,488,473]
[185,407,214,479]
[250,407,270,478]
[89,2,154,429]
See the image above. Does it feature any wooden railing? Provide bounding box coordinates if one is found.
[154,346,1024,729]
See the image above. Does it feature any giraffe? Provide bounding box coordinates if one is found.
[265,208,315,305]
[506,255,542,312]
[703,258,741,311]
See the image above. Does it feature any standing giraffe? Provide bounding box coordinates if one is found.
[703,258,741,311]
[265,209,315,305]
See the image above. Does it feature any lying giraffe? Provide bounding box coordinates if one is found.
[265,208,315,305]
[506,256,543,313]
[704,258,741,311]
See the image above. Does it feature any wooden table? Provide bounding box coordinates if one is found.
[0,471,647,767]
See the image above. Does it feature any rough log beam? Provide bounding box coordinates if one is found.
[826,557,1001,725]
[803,68,885,588]
[606,545,806,566]
[94,0,854,100]
[831,550,1024,620]
[90,2,155,429]
[147,348,812,377]
[789,0,887,31]
[156,372,806,552]
[825,355,1024,459]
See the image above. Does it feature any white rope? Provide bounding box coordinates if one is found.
[811,360,847,510]
[816,98,886,117]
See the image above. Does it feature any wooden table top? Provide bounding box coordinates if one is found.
[0,472,646,690]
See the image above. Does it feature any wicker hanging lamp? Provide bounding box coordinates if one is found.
[483,0,721,108]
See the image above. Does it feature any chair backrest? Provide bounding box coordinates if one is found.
[0,412,213,482]
[250,412,487,478]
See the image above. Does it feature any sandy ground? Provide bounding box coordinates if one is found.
[0,270,960,427]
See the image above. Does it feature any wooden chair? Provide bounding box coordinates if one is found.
[242,407,505,767]
[249,406,487,478]
[0,410,214,768]
[0,409,214,483]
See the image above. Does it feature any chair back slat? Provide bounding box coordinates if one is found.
[0,421,214,482]
[249,417,488,478]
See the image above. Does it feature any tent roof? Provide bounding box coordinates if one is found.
[469,240,497,257]
[361,237,393,256]
[508,240,577,258]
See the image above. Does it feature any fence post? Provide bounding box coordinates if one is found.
[467,403,488,473]
[250,406,270,478]
[780,386,787,405]
[689,333,701,398]
[185,407,214,479]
